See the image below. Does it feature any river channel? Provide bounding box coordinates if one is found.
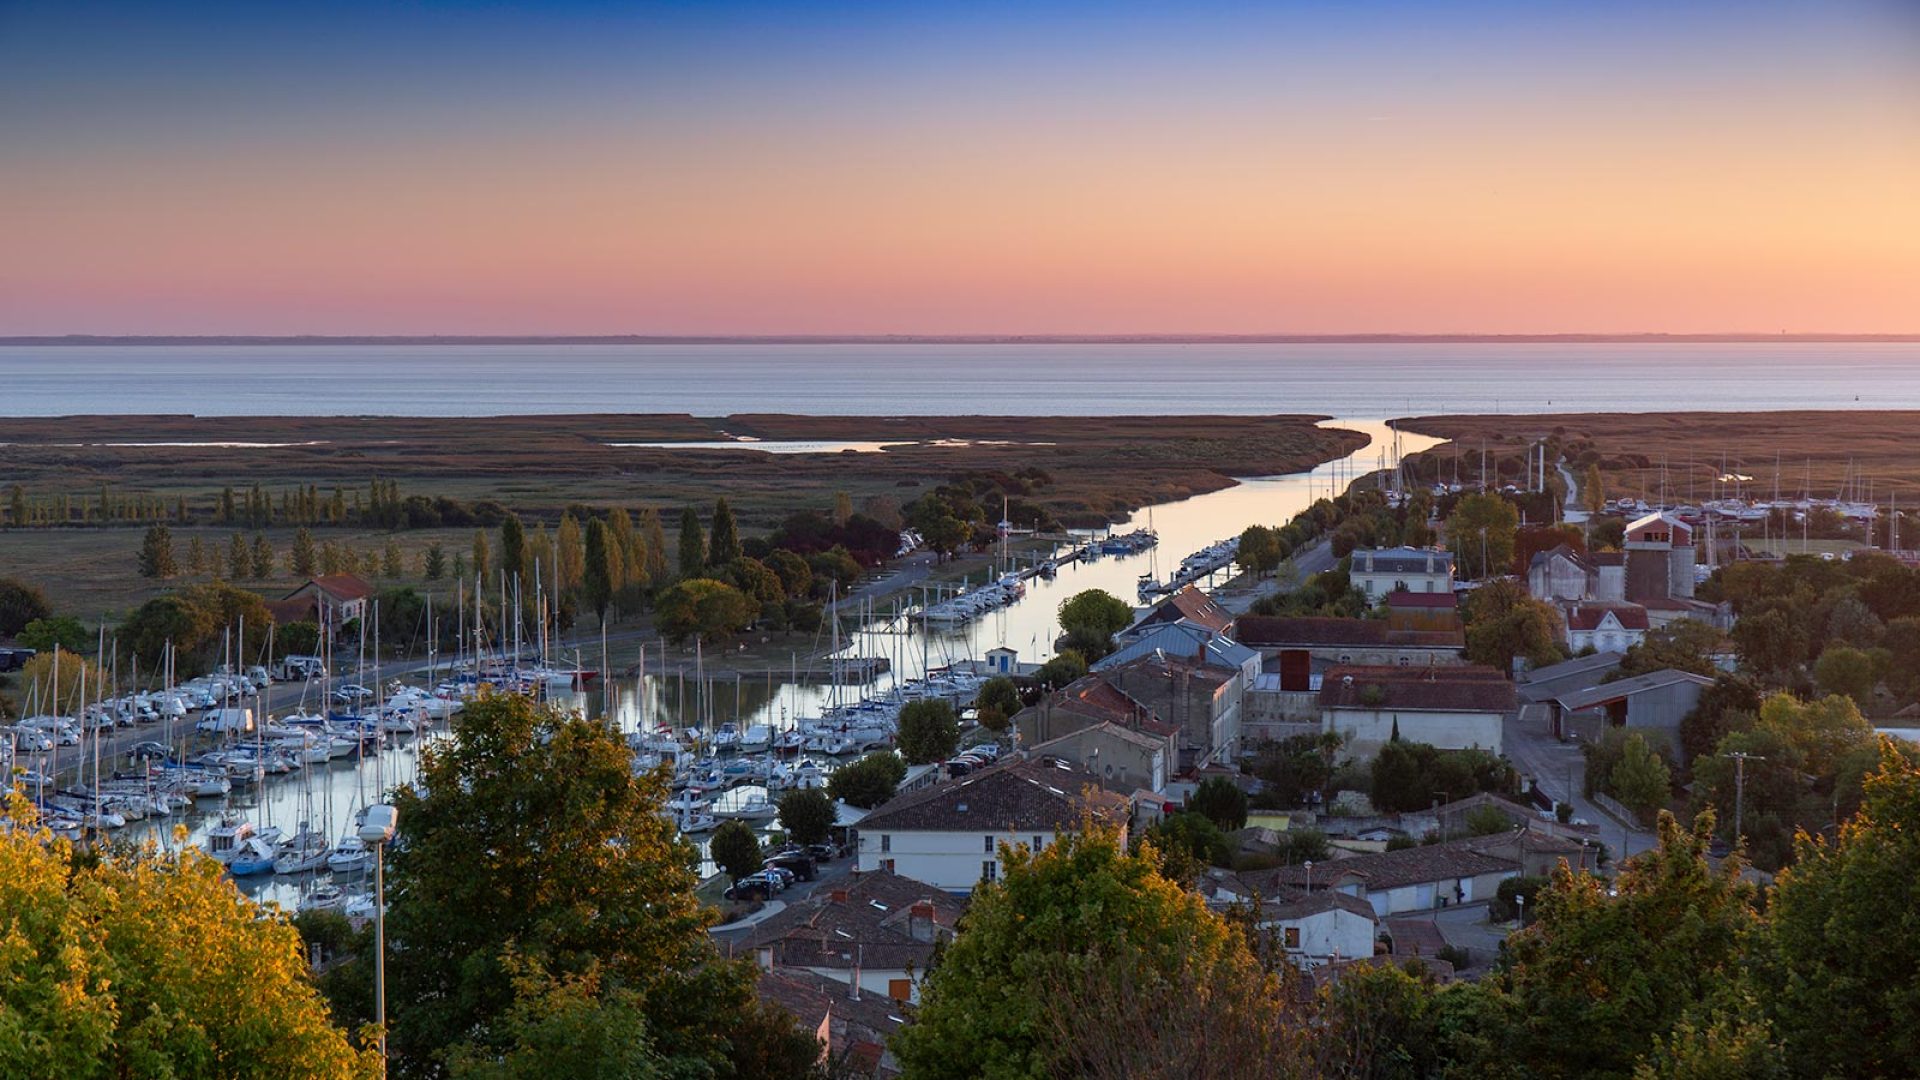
[109,418,1439,906]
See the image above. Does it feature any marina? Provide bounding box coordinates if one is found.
[4,418,1441,914]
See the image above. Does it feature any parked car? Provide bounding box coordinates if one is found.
[764,855,816,882]
[724,877,777,902]
[804,842,838,862]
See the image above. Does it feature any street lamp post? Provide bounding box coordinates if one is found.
[1304,860,1313,895]
[359,803,400,1077]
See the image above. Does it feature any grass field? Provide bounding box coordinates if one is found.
[0,413,1361,620]
[1400,411,1920,507]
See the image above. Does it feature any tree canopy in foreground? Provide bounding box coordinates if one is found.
[0,794,375,1078]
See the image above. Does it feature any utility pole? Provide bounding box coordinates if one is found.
[1726,750,1765,846]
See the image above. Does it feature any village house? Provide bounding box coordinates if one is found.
[735,870,966,1004]
[1518,651,1626,706]
[1549,667,1715,746]
[756,968,911,1078]
[1027,721,1172,794]
[1625,511,1696,604]
[1383,589,1463,634]
[1093,621,1261,683]
[1318,664,1515,759]
[1561,601,1651,654]
[1237,615,1465,687]
[1253,835,1523,916]
[1527,544,1596,602]
[1197,869,1379,969]
[1012,675,1175,750]
[1099,652,1243,769]
[1349,547,1455,598]
[1119,584,1234,641]
[273,573,375,632]
[855,758,1130,892]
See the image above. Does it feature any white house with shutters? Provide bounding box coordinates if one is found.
[854,759,1130,892]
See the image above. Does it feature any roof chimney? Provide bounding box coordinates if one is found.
[830,887,849,903]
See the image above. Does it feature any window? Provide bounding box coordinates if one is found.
[984,834,996,853]
[888,978,913,1002]
[880,858,895,873]
[880,835,890,853]
[981,860,998,883]
[1032,835,1044,852]
[1283,927,1301,949]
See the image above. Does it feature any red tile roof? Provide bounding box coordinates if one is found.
[285,573,375,602]
[1385,590,1458,610]
[1317,664,1517,714]
[1563,603,1650,632]
[1139,585,1232,635]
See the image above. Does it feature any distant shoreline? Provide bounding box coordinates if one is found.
[4,333,1918,346]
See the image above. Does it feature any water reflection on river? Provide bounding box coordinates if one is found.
[132,419,1436,907]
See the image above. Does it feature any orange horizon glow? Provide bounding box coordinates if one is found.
[1,2,1916,335]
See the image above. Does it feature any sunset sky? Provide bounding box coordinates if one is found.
[2,0,1916,335]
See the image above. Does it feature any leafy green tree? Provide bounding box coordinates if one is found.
[226,530,249,580]
[1618,618,1722,678]
[897,698,960,764]
[1814,644,1878,705]
[723,557,785,609]
[444,958,668,1080]
[1188,776,1249,831]
[0,577,51,637]
[1035,648,1088,689]
[251,533,275,579]
[1483,811,1759,1080]
[292,527,319,577]
[1236,524,1282,578]
[554,513,585,594]
[278,620,321,658]
[137,522,178,578]
[709,820,764,882]
[1446,492,1520,580]
[776,787,835,846]
[424,543,448,581]
[1611,732,1673,824]
[638,508,672,588]
[677,508,706,580]
[1057,589,1133,660]
[1138,811,1231,882]
[582,518,614,623]
[1755,691,1873,779]
[975,676,1022,733]
[370,695,755,1077]
[1760,742,1920,1078]
[894,824,1275,1080]
[827,752,907,809]
[1581,463,1606,516]
[653,578,756,643]
[1464,578,1565,671]
[1731,607,1807,680]
[766,549,813,598]
[0,794,375,1078]
[1630,1011,1788,1080]
[17,615,90,655]
[500,513,527,586]
[707,498,742,567]
[472,529,491,581]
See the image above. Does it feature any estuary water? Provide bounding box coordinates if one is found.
[5,342,1920,417]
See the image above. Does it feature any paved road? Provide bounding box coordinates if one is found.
[1218,539,1333,615]
[1558,460,1591,524]
[1504,703,1654,860]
